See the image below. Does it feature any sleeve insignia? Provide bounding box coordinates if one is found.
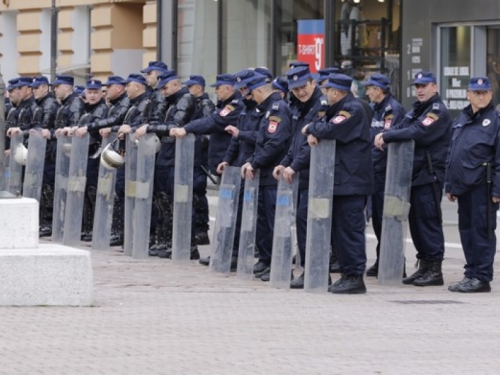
[427,112,439,121]
[432,103,440,110]
[268,115,282,123]
[331,115,346,124]
[384,114,394,129]
[272,103,280,111]
[422,117,436,126]
[338,110,351,119]
[219,104,235,117]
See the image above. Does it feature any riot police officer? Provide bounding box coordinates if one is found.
[374,71,452,287]
[141,61,169,125]
[273,66,323,288]
[52,75,85,133]
[361,73,406,277]
[30,76,60,237]
[446,77,500,293]
[241,74,292,281]
[304,73,374,294]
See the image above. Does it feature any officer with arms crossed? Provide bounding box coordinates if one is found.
[446,77,500,293]
[303,73,373,294]
[374,71,452,287]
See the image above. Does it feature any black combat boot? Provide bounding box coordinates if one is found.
[110,196,124,246]
[448,277,472,292]
[402,259,429,285]
[39,184,53,237]
[328,274,366,294]
[413,261,444,286]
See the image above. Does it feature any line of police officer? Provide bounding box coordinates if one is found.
[4,62,499,294]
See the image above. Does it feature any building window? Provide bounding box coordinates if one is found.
[487,27,500,108]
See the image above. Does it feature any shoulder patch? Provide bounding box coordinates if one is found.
[219,104,235,117]
[268,116,281,134]
[331,114,347,124]
[427,112,439,121]
[384,114,394,129]
[422,116,436,127]
[272,103,280,111]
[268,115,282,123]
[338,110,351,119]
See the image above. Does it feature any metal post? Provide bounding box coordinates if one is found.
[50,0,58,82]
[0,66,6,191]
[324,0,337,68]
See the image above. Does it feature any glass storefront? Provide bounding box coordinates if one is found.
[487,28,500,108]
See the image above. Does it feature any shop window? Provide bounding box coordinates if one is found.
[440,26,471,118]
[487,28,500,108]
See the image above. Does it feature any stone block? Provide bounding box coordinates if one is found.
[0,198,38,249]
[0,244,93,306]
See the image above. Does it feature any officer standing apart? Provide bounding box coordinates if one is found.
[374,71,452,287]
[361,73,406,277]
[446,77,500,293]
[303,73,373,294]
[242,74,292,281]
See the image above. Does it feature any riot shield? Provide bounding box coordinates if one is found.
[123,133,138,256]
[171,134,195,264]
[132,133,156,259]
[378,141,415,285]
[304,140,336,293]
[8,132,24,196]
[62,133,90,247]
[92,134,118,250]
[23,129,47,201]
[236,170,260,281]
[52,134,72,243]
[269,174,299,290]
[209,166,242,275]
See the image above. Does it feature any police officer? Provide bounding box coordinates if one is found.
[183,74,215,246]
[303,73,373,294]
[316,67,341,88]
[73,79,108,242]
[136,69,198,259]
[361,73,406,277]
[170,74,245,175]
[30,76,60,237]
[446,77,500,293]
[141,61,169,125]
[374,71,452,287]
[6,77,37,138]
[272,77,289,100]
[53,75,85,133]
[273,65,323,288]
[241,74,292,281]
[4,79,22,155]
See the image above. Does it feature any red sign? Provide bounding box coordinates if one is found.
[297,20,325,73]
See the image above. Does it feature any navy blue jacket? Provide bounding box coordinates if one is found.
[383,94,452,187]
[34,92,60,162]
[112,92,151,132]
[370,94,406,189]
[192,93,215,169]
[224,98,260,167]
[445,102,500,197]
[249,92,292,187]
[184,91,244,174]
[54,92,85,130]
[280,87,323,189]
[146,87,167,125]
[307,92,374,196]
[87,93,130,132]
[17,96,38,136]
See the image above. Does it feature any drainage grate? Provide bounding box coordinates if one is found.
[390,300,465,305]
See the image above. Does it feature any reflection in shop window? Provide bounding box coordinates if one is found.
[487,28,500,109]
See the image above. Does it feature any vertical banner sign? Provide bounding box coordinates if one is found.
[297,19,325,73]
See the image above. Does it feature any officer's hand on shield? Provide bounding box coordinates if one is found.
[307,134,319,146]
[241,162,254,180]
[273,165,285,180]
[225,125,239,138]
[170,127,187,138]
[75,126,88,138]
[118,124,131,140]
[374,133,385,150]
[301,124,310,135]
[446,193,456,202]
[4,149,10,157]
[493,196,500,204]
[135,124,149,139]
[6,127,21,137]
[283,167,296,184]
[54,128,64,137]
[217,161,229,175]
[64,126,77,136]
[99,127,112,138]
[41,129,51,139]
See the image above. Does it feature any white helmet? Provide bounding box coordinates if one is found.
[14,143,28,166]
[100,139,125,170]
[62,143,72,157]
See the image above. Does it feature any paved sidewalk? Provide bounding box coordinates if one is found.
[1,232,500,375]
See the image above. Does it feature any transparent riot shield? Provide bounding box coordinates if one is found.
[52,134,72,243]
[132,134,156,259]
[23,129,47,201]
[62,133,90,247]
[123,134,138,256]
[378,141,415,286]
[8,132,24,196]
[270,174,299,290]
[209,166,242,275]
[92,134,118,250]
[171,134,195,264]
[236,170,260,281]
[304,140,336,293]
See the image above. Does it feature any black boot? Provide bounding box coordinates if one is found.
[290,272,305,289]
[328,274,366,294]
[39,184,53,237]
[402,259,429,285]
[110,196,124,247]
[366,260,379,277]
[413,260,444,286]
[81,186,96,242]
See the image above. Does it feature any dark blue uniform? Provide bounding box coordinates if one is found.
[307,92,374,277]
[249,92,292,264]
[184,91,245,174]
[280,86,323,267]
[445,102,500,283]
[383,94,452,263]
[369,94,406,264]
